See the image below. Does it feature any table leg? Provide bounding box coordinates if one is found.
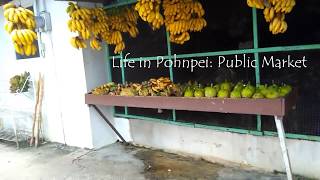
[274,116,293,180]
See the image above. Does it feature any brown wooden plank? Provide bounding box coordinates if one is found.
[85,94,293,116]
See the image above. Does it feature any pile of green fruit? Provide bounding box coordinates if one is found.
[183,81,292,99]
[9,72,30,93]
[91,78,293,99]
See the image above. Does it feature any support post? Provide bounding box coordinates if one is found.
[274,116,293,180]
[90,105,127,144]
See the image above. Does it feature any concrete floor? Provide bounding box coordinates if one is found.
[0,141,304,180]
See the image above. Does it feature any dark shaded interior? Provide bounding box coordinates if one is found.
[112,0,320,136]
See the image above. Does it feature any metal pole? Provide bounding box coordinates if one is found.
[274,116,293,180]
[91,105,127,144]
[166,31,177,122]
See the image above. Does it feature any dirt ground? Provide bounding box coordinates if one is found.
[0,141,310,180]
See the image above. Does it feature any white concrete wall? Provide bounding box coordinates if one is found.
[0,0,39,133]
[127,118,320,179]
[0,0,117,148]
[82,45,118,148]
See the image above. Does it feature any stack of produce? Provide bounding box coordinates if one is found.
[162,0,207,44]
[247,0,295,34]
[135,0,164,30]
[92,77,183,97]
[66,3,139,54]
[9,72,30,93]
[183,81,292,99]
[91,78,292,99]
[3,3,38,56]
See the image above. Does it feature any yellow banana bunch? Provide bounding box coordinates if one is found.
[170,32,190,45]
[90,38,102,51]
[3,2,38,56]
[247,0,265,9]
[67,3,92,41]
[269,15,287,34]
[103,6,139,53]
[66,2,79,14]
[104,31,123,45]
[189,18,207,32]
[163,0,206,44]
[263,7,275,22]
[13,43,37,56]
[67,2,91,21]
[135,0,164,30]
[11,29,38,45]
[3,5,36,29]
[246,0,295,35]
[90,8,109,36]
[265,0,295,34]
[4,21,15,33]
[269,0,295,13]
[167,21,191,35]
[66,4,139,54]
[114,42,125,54]
[70,37,87,49]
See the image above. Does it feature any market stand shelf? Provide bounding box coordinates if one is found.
[85,89,297,116]
[85,90,297,180]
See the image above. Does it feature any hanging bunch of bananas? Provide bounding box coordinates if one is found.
[247,0,295,35]
[70,36,87,49]
[90,7,109,37]
[267,0,295,34]
[66,3,139,54]
[90,37,102,51]
[101,6,139,54]
[3,2,38,56]
[67,2,92,43]
[268,13,287,34]
[247,0,265,9]
[269,0,295,13]
[163,0,207,44]
[135,0,164,30]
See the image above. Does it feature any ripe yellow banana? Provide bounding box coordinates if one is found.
[8,8,15,22]
[4,21,14,33]
[13,42,24,55]
[16,30,27,45]
[24,44,32,56]
[3,3,16,10]
[70,37,79,49]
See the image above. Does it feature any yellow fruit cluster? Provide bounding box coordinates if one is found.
[3,3,38,56]
[267,12,288,34]
[135,0,164,30]
[163,0,207,44]
[149,77,172,93]
[267,0,295,34]
[67,2,92,46]
[66,3,139,54]
[90,38,102,51]
[247,0,295,35]
[247,0,265,9]
[70,36,87,49]
[101,7,139,54]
